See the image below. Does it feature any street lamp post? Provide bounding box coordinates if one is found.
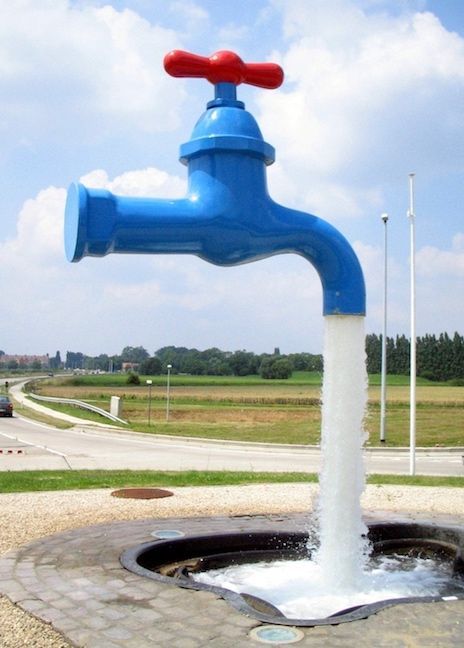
[166,364,172,422]
[146,379,153,426]
[408,173,416,476]
[380,213,389,443]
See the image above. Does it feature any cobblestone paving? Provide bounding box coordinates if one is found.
[0,513,463,647]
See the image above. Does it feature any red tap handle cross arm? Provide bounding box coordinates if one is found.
[164,50,284,89]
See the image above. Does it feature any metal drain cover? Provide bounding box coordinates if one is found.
[250,626,304,644]
[111,488,173,500]
[151,529,185,539]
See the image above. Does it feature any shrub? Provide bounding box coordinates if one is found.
[419,370,440,382]
[448,378,464,386]
[126,372,141,385]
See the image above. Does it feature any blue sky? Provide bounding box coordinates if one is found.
[1,0,463,356]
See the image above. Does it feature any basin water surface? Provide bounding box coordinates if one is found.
[121,523,464,626]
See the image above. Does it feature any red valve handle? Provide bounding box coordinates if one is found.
[164,50,283,89]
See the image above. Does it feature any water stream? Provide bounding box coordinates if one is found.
[314,315,369,588]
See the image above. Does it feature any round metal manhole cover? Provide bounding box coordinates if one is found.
[111,488,174,500]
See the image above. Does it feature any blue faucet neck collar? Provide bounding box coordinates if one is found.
[179,81,275,166]
[207,82,245,109]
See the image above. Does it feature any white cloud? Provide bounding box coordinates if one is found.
[217,24,251,47]
[452,233,464,251]
[354,237,419,334]
[356,231,464,337]
[2,186,66,265]
[0,0,185,139]
[268,162,383,218]
[170,0,209,27]
[93,5,182,123]
[416,235,464,277]
[80,167,186,197]
[257,1,464,221]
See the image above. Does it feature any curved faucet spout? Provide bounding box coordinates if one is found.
[263,202,366,317]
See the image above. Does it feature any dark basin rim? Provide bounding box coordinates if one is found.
[120,523,464,627]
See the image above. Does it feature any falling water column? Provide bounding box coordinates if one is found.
[315,315,369,590]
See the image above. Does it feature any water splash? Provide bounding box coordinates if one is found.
[194,554,456,619]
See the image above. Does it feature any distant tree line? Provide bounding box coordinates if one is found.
[366,332,464,381]
[3,332,464,382]
[64,345,323,380]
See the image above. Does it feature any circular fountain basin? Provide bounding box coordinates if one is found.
[120,522,464,626]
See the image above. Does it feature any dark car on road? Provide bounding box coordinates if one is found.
[0,396,13,417]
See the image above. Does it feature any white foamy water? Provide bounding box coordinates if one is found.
[314,315,369,588]
[194,555,455,619]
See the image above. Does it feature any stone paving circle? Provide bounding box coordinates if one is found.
[0,512,463,647]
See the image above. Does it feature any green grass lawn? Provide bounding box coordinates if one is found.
[61,371,324,386]
[31,400,126,426]
[0,469,462,493]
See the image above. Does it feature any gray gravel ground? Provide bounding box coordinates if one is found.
[1,483,463,647]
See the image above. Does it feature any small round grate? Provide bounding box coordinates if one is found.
[250,626,304,644]
[111,488,173,500]
[151,529,185,539]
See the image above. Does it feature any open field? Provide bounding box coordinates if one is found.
[30,373,464,447]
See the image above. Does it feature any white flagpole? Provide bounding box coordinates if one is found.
[380,213,389,443]
[408,173,416,475]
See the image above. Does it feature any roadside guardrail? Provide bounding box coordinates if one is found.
[28,393,127,425]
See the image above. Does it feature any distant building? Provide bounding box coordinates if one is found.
[0,354,49,368]
[122,362,139,373]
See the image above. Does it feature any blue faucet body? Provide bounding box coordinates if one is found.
[65,82,365,316]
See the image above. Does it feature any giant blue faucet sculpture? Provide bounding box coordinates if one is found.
[65,50,365,316]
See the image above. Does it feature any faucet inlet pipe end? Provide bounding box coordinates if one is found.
[65,183,87,262]
[65,182,116,262]
[64,49,366,317]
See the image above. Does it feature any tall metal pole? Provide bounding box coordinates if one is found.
[146,379,153,426]
[166,364,172,422]
[380,213,389,443]
[408,173,416,475]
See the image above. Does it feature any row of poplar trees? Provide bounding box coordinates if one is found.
[365,332,464,382]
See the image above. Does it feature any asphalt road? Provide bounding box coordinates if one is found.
[0,414,462,476]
